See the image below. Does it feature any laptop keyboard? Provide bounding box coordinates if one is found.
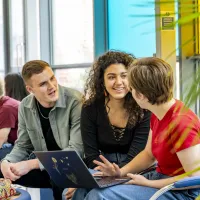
[95,176,130,187]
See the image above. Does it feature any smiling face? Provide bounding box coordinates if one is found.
[26,67,59,107]
[104,63,129,100]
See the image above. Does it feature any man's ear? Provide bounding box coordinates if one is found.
[26,85,33,94]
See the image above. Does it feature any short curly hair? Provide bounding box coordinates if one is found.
[83,50,144,127]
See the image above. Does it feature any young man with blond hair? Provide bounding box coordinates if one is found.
[0,60,83,200]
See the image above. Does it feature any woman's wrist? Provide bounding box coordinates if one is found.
[120,168,126,177]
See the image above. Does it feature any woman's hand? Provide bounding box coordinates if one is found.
[93,155,121,177]
[125,174,150,186]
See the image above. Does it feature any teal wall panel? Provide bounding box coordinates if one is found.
[108,0,156,57]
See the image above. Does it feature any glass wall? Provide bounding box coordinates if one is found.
[10,0,25,70]
[55,67,89,93]
[51,0,94,91]
[1,0,94,91]
[52,0,94,65]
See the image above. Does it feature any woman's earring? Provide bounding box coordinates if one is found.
[104,89,107,97]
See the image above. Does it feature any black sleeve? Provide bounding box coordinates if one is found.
[81,103,100,169]
[119,111,151,167]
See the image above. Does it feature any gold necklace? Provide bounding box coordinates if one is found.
[36,101,49,120]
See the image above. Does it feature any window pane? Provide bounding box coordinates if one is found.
[55,68,89,93]
[25,0,40,60]
[0,0,4,74]
[52,0,94,65]
[10,0,25,69]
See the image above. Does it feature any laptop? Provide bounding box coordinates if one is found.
[34,150,131,188]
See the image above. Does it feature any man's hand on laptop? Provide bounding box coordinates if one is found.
[1,160,20,181]
[93,155,121,177]
[65,188,76,200]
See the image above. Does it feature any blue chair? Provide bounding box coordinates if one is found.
[40,188,54,200]
[15,188,31,200]
[25,187,54,200]
[150,176,200,200]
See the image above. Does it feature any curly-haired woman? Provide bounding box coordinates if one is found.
[63,50,151,200]
[73,57,200,200]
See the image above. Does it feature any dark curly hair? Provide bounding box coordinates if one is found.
[83,50,144,127]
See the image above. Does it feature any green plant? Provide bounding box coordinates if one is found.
[132,0,200,197]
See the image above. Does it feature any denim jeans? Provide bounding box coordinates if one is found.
[71,170,200,200]
[102,153,127,166]
[0,144,13,160]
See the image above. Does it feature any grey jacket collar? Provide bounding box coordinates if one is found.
[24,85,67,110]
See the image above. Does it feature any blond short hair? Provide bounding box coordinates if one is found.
[22,60,50,83]
[128,57,174,105]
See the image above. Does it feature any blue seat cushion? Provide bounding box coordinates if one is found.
[15,188,31,200]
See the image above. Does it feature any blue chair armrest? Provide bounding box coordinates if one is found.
[150,176,200,200]
[174,176,200,188]
[15,188,31,200]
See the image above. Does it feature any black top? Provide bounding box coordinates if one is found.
[81,98,151,169]
[36,101,61,151]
